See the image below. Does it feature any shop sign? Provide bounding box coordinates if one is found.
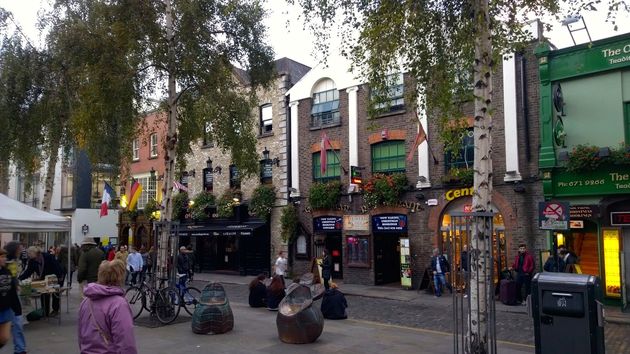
[570,205,599,219]
[549,39,630,81]
[372,214,407,232]
[570,220,584,229]
[551,169,630,197]
[445,187,474,201]
[400,238,412,288]
[611,211,630,226]
[343,215,370,232]
[539,201,570,230]
[313,216,343,232]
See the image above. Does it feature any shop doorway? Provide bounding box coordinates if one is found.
[623,228,630,311]
[374,234,400,285]
[555,221,600,277]
[196,236,240,273]
[325,233,343,279]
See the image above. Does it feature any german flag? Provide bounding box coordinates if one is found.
[127,179,143,211]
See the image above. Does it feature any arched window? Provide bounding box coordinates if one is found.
[311,79,340,127]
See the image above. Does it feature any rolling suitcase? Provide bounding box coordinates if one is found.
[499,279,518,305]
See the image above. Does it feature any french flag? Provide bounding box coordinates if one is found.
[100,182,114,217]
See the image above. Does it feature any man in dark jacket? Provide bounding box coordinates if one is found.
[177,246,191,290]
[321,283,348,319]
[430,248,452,297]
[19,246,63,316]
[321,249,332,291]
[558,245,578,272]
[510,243,535,304]
[77,237,105,297]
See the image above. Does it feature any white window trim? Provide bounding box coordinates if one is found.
[132,139,140,161]
[150,134,158,158]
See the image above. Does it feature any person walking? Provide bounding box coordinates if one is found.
[106,247,116,262]
[126,247,143,286]
[4,242,26,354]
[19,246,63,317]
[321,249,332,291]
[274,251,287,287]
[186,245,196,281]
[430,248,452,297]
[78,259,137,354]
[558,245,578,273]
[510,243,535,305]
[544,249,565,272]
[77,238,105,298]
[0,249,20,350]
[115,245,129,285]
[176,246,191,294]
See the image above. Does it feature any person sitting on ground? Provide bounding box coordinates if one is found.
[320,282,348,320]
[266,275,285,311]
[78,259,137,354]
[248,274,267,308]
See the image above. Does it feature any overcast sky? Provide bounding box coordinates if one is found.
[1,0,629,69]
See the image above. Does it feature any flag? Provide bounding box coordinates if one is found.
[406,122,427,162]
[100,182,114,217]
[320,131,332,175]
[127,179,143,211]
[173,180,188,192]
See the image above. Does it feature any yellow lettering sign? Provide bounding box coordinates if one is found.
[445,187,474,201]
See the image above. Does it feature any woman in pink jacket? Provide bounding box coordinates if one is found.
[78,259,137,354]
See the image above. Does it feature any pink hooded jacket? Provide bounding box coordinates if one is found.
[78,283,137,354]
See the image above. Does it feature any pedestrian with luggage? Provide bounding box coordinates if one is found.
[510,243,535,305]
[430,248,452,297]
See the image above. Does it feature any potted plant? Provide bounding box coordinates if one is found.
[190,191,216,221]
[565,145,601,172]
[217,189,240,218]
[280,204,299,243]
[363,173,408,210]
[172,191,189,221]
[440,167,474,186]
[249,184,276,221]
[308,181,342,210]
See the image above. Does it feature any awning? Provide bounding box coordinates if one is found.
[173,222,265,237]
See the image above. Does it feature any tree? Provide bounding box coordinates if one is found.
[286,0,617,352]
[43,0,275,280]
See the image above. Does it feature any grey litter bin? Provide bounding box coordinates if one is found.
[531,273,605,354]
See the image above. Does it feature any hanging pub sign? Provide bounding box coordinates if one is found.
[203,167,213,191]
[539,201,570,230]
[372,214,408,233]
[313,216,343,232]
[260,160,273,183]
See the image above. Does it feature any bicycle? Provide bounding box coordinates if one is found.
[125,273,180,325]
[174,273,201,316]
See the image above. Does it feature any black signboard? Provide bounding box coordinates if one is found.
[372,214,408,233]
[261,161,273,179]
[570,205,599,219]
[313,216,343,232]
[203,168,213,191]
[181,174,189,187]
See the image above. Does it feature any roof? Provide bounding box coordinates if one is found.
[232,57,312,86]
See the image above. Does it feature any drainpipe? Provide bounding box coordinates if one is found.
[285,91,294,270]
[520,52,531,162]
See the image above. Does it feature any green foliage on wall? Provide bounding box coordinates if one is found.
[308,181,342,210]
[249,184,276,221]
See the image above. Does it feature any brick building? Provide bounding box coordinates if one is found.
[286,39,546,286]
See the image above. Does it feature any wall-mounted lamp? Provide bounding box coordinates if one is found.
[189,169,196,178]
[415,193,425,201]
[206,158,213,169]
[262,147,280,167]
[558,151,570,162]
[513,183,526,193]
[214,166,222,174]
[150,167,156,179]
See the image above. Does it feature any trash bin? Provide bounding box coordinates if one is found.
[531,273,605,354]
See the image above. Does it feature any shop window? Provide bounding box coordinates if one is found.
[371,72,404,113]
[312,150,341,182]
[135,175,156,210]
[311,87,340,128]
[445,128,474,172]
[371,140,405,173]
[260,104,272,135]
[229,165,241,189]
[60,169,74,209]
[346,235,370,267]
[202,122,214,147]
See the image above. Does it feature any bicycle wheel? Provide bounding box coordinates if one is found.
[125,286,145,319]
[155,287,180,324]
[182,287,201,316]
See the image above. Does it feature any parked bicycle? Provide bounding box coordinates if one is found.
[175,273,201,316]
[125,273,181,324]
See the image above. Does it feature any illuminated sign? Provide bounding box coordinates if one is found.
[611,212,630,226]
[445,187,474,201]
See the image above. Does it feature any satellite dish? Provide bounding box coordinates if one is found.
[553,84,565,115]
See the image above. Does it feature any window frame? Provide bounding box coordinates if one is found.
[445,128,474,172]
[346,235,371,268]
[311,89,341,128]
[202,122,214,148]
[260,104,273,135]
[371,73,405,113]
[229,165,241,189]
[371,140,406,174]
[149,133,158,158]
[136,175,157,210]
[312,150,341,182]
[132,139,140,161]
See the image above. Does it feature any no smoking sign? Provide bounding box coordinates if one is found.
[539,201,570,230]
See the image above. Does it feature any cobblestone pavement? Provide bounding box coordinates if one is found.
[195,281,630,352]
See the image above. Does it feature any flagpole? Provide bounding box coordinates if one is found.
[320,125,348,174]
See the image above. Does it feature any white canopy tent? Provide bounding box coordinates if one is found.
[0,193,72,289]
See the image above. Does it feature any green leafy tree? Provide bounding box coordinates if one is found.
[39,0,275,280]
[286,0,620,351]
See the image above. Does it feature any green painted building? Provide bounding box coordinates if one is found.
[536,33,630,307]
